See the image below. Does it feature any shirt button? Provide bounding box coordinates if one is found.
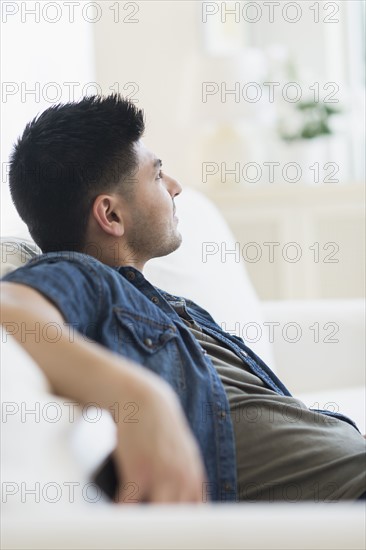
[151,296,159,304]
[144,338,153,348]
[242,351,248,357]
[126,271,135,281]
[219,410,227,419]
[224,483,233,492]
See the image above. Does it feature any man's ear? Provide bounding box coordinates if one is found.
[92,195,125,237]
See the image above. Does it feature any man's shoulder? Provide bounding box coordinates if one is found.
[1,251,127,325]
[1,250,121,287]
[26,250,108,269]
[7,250,114,272]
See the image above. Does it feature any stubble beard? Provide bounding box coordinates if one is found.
[126,216,182,263]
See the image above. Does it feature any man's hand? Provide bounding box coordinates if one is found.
[114,377,207,503]
[1,282,207,504]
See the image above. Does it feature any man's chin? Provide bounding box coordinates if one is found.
[165,231,183,256]
[150,232,182,261]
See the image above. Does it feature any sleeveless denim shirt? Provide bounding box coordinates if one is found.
[3,252,359,502]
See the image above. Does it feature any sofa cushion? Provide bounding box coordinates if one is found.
[0,237,40,277]
[0,327,115,512]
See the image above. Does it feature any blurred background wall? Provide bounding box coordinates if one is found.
[1,0,365,299]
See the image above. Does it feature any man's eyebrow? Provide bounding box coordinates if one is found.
[153,158,162,170]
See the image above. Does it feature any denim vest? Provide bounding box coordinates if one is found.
[3,252,359,502]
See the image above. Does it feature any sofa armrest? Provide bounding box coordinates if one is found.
[3,503,366,549]
[261,299,365,394]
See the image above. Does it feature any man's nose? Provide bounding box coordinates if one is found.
[166,174,182,197]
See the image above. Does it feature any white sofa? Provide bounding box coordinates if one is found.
[1,188,365,550]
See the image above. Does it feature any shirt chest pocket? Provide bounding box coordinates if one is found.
[112,307,186,392]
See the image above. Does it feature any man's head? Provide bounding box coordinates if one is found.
[9,94,182,270]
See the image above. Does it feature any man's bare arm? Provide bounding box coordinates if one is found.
[1,282,207,503]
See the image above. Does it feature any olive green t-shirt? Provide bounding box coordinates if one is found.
[181,318,366,502]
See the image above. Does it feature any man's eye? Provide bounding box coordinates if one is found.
[156,170,163,180]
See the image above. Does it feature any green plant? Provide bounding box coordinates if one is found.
[278,101,342,142]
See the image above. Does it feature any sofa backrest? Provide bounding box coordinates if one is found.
[0,188,276,370]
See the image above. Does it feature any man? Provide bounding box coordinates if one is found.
[1,95,365,504]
